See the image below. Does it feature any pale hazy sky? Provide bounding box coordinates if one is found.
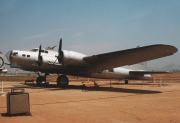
[0,0,180,70]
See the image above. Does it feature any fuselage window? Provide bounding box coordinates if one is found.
[27,55,30,57]
[22,54,26,57]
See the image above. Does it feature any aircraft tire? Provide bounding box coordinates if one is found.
[57,75,69,87]
[36,76,45,86]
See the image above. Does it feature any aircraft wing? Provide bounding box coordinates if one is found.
[83,44,177,73]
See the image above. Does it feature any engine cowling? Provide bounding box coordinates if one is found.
[61,50,88,66]
[41,55,58,67]
[40,50,88,67]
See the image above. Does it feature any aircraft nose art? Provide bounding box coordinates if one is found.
[6,51,12,62]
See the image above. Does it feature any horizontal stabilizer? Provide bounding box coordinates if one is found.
[129,71,169,74]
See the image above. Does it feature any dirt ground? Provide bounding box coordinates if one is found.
[0,73,180,123]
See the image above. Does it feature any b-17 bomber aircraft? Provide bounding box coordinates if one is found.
[0,52,8,73]
[6,38,178,87]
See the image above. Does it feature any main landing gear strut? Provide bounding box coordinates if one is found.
[36,73,69,87]
[36,73,48,86]
[125,80,129,84]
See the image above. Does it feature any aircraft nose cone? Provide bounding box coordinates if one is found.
[6,51,12,62]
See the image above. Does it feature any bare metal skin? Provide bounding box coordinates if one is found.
[6,38,178,87]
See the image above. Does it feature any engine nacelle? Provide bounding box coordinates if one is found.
[61,50,88,66]
[41,55,58,67]
[40,50,88,67]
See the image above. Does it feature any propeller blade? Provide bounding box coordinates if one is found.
[58,38,62,63]
[38,45,42,66]
[59,38,62,55]
[0,57,4,68]
[39,45,41,58]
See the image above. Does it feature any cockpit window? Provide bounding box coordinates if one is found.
[13,52,18,56]
[31,49,48,53]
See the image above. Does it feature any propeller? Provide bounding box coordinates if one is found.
[57,38,63,63]
[37,45,42,66]
[36,38,63,66]
[0,57,4,68]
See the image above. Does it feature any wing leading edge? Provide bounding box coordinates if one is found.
[83,44,177,73]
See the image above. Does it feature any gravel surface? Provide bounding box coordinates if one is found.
[0,73,180,123]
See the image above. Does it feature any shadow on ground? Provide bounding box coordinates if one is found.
[9,82,162,94]
[1,113,32,117]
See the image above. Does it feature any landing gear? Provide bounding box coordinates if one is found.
[125,80,129,84]
[36,73,48,86]
[36,76,46,85]
[35,73,69,87]
[57,75,69,87]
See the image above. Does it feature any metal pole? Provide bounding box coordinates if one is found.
[2,81,3,93]
[160,79,162,87]
[0,81,5,96]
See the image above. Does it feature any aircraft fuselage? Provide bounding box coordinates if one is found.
[5,39,178,87]
[6,49,151,80]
